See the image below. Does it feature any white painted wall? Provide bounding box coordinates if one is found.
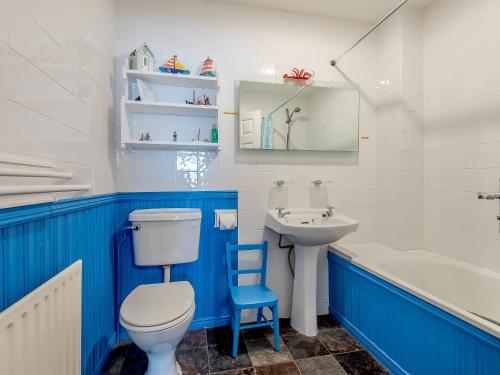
[114,0,379,317]
[0,0,116,196]
[422,0,500,272]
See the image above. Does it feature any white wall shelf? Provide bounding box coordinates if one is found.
[121,61,220,151]
[125,69,218,89]
[124,100,218,117]
[125,140,221,151]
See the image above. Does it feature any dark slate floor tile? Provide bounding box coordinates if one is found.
[335,350,390,375]
[126,343,147,359]
[100,341,131,374]
[282,334,329,360]
[254,362,301,375]
[178,329,208,350]
[277,318,297,336]
[317,328,363,355]
[245,337,292,366]
[176,346,209,375]
[296,355,348,375]
[317,315,340,330]
[208,342,253,373]
[211,368,255,375]
[119,354,148,375]
[242,326,275,341]
[207,326,242,345]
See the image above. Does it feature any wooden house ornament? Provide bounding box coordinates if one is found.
[129,42,155,72]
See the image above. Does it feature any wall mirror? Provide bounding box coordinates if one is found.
[238,80,360,151]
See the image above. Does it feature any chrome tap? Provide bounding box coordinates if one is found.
[276,207,291,218]
[477,192,500,200]
[321,206,335,224]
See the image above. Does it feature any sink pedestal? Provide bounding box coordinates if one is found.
[265,208,359,336]
[290,244,320,337]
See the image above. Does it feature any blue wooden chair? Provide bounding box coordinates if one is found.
[225,241,280,358]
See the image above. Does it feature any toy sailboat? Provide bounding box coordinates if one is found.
[159,55,190,74]
[199,56,216,77]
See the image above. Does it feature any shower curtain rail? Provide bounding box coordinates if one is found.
[266,85,308,117]
[330,0,409,67]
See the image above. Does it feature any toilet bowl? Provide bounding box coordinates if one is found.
[121,208,202,375]
[120,281,196,375]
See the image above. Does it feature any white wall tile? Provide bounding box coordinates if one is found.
[422,0,500,271]
[8,1,39,65]
[0,0,115,195]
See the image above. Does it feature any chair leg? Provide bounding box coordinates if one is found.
[256,307,263,324]
[232,308,241,358]
[272,304,280,352]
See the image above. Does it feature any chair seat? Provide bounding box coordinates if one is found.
[231,285,278,308]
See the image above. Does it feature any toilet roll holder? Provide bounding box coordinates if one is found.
[214,209,238,230]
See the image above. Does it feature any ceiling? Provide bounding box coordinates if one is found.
[217,0,434,23]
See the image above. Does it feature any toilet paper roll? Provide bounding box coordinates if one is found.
[219,212,236,230]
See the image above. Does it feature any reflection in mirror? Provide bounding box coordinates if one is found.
[238,80,360,152]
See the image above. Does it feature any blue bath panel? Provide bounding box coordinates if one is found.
[0,191,238,375]
[327,252,500,375]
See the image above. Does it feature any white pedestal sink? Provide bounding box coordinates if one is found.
[265,209,359,336]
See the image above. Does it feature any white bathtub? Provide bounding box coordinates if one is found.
[330,243,500,339]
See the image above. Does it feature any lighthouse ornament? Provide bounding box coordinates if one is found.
[199,56,216,77]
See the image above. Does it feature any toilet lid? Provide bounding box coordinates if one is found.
[120,282,194,327]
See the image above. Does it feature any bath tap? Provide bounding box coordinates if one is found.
[477,192,500,200]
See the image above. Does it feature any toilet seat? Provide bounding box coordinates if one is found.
[120,281,195,333]
[121,303,195,333]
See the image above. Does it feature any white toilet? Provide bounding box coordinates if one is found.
[120,208,202,375]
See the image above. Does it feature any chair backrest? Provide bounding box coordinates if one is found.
[225,242,268,288]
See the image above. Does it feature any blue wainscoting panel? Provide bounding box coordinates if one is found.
[0,191,239,373]
[327,252,500,375]
[0,194,118,375]
[116,191,238,337]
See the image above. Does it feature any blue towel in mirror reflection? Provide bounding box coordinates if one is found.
[261,115,273,149]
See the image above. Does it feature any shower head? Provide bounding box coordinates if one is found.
[285,107,301,123]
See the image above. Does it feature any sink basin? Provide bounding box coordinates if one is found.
[265,209,359,246]
[265,208,359,336]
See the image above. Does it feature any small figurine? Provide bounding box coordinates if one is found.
[159,55,190,75]
[190,129,201,142]
[283,68,314,81]
[140,132,152,141]
[185,90,211,106]
[200,94,211,106]
[199,56,216,77]
[173,131,177,142]
[186,90,196,105]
